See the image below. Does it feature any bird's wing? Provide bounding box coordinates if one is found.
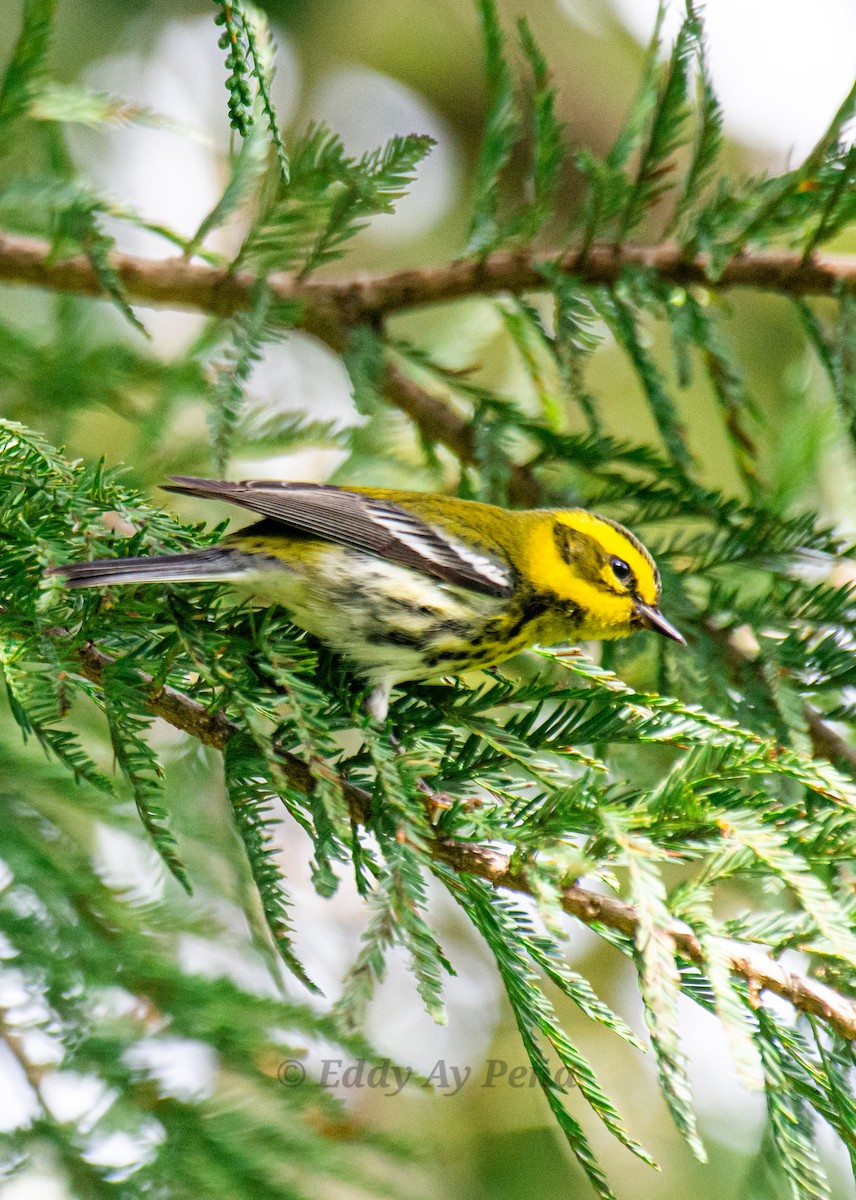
[162,477,514,597]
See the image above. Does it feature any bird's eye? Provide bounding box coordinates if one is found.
[610,557,633,585]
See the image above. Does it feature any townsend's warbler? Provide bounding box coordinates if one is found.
[51,478,684,719]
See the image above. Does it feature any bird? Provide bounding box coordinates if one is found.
[49,478,685,720]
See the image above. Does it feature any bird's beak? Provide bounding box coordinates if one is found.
[634,602,686,645]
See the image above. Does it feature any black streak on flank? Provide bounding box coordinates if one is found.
[386,597,442,618]
[372,629,425,650]
[432,618,474,639]
[495,590,584,644]
[500,592,551,642]
[424,648,479,668]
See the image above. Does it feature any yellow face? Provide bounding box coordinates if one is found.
[521,510,682,643]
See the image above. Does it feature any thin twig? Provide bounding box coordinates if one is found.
[804,704,856,773]
[704,621,856,779]
[384,362,541,506]
[69,638,856,1040]
[0,1008,49,1096]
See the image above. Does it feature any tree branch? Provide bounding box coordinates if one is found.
[0,1006,50,1097]
[73,640,366,811]
[804,703,856,773]
[384,361,541,506]
[16,230,856,510]
[69,638,856,1040]
[0,232,544,502]
[299,243,856,313]
[6,230,852,508]
[1,233,855,326]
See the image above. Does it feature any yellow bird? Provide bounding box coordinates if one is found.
[50,478,684,719]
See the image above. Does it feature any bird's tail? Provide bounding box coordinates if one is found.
[48,548,241,590]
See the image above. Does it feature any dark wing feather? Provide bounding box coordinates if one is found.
[162,477,513,597]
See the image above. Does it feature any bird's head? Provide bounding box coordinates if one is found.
[522,510,685,645]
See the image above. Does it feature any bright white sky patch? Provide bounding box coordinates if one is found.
[609,0,856,162]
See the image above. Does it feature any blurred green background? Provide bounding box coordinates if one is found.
[2,0,855,1196]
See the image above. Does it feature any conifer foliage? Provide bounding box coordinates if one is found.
[2,1,856,1196]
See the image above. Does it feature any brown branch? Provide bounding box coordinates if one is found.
[69,638,856,1040]
[307,243,856,313]
[432,840,856,1039]
[804,703,856,774]
[384,362,541,506]
[2,234,855,326]
[14,231,856,509]
[75,641,371,821]
[0,233,543,503]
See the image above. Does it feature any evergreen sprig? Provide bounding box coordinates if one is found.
[3,0,856,1195]
[240,126,434,275]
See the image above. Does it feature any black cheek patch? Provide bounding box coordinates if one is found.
[554,524,622,594]
[554,523,574,566]
[554,523,603,573]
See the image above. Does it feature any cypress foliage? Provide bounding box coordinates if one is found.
[2,1,856,1195]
